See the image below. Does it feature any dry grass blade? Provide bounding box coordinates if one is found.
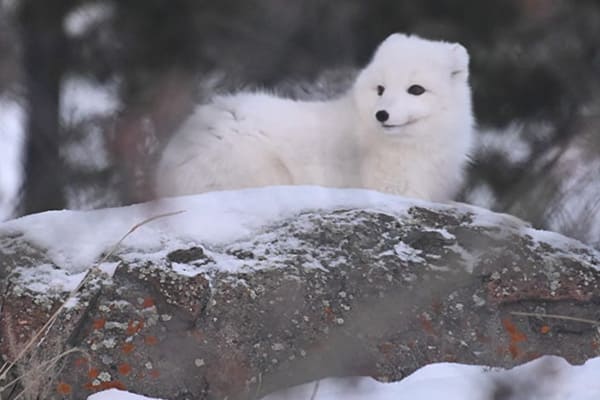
[0,348,86,396]
[0,210,185,387]
[511,311,600,326]
[101,210,186,265]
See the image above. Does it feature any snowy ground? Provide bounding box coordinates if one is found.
[88,355,600,400]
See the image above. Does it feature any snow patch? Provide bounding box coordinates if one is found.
[393,241,425,263]
[424,227,455,240]
[477,123,532,165]
[62,124,111,171]
[0,187,418,275]
[2,187,598,292]
[88,388,164,400]
[63,2,114,37]
[98,261,120,277]
[171,262,205,277]
[0,96,24,221]
[14,264,87,294]
[60,76,120,123]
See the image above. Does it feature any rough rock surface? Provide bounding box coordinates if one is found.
[1,198,600,399]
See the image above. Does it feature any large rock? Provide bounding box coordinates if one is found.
[0,187,599,400]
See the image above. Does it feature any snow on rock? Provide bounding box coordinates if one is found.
[2,187,600,400]
[1,186,598,295]
[392,241,425,263]
[0,187,557,270]
[12,264,87,294]
[0,187,418,286]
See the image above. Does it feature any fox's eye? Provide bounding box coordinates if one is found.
[407,84,425,96]
[377,85,385,96]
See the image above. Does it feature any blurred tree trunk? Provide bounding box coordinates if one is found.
[17,0,72,215]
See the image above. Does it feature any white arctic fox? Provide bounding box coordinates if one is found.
[156,34,474,201]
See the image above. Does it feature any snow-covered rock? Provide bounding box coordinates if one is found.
[0,187,599,399]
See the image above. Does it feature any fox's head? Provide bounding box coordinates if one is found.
[353,33,473,141]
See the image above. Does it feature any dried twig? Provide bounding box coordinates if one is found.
[0,348,87,398]
[511,311,600,326]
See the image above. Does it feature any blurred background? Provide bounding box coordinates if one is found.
[0,0,599,247]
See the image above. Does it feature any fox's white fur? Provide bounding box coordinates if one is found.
[156,34,474,201]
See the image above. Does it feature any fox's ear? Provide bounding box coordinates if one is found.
[450,43,469,79]
[381,33,409,45]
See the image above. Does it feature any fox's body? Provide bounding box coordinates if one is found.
[156,34,474,202]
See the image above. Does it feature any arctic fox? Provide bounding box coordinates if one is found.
[156,34,474,201]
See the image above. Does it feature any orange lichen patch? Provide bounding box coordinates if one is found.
[118,363,132,376]
[142,297,155,309]
[144,335,159,346]
[540,325,551,334]
[122,342,135,354]
[149,369,161,379]
[502,318,527,359]
[56,382,72,395]
[87,367,100,380]
[92,318,106,330]
[126,319,144,335]
[502,318,527,342]
[85,380,127,392]
[418,314,435,335]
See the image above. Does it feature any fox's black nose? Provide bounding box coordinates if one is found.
[375,110,389,122]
